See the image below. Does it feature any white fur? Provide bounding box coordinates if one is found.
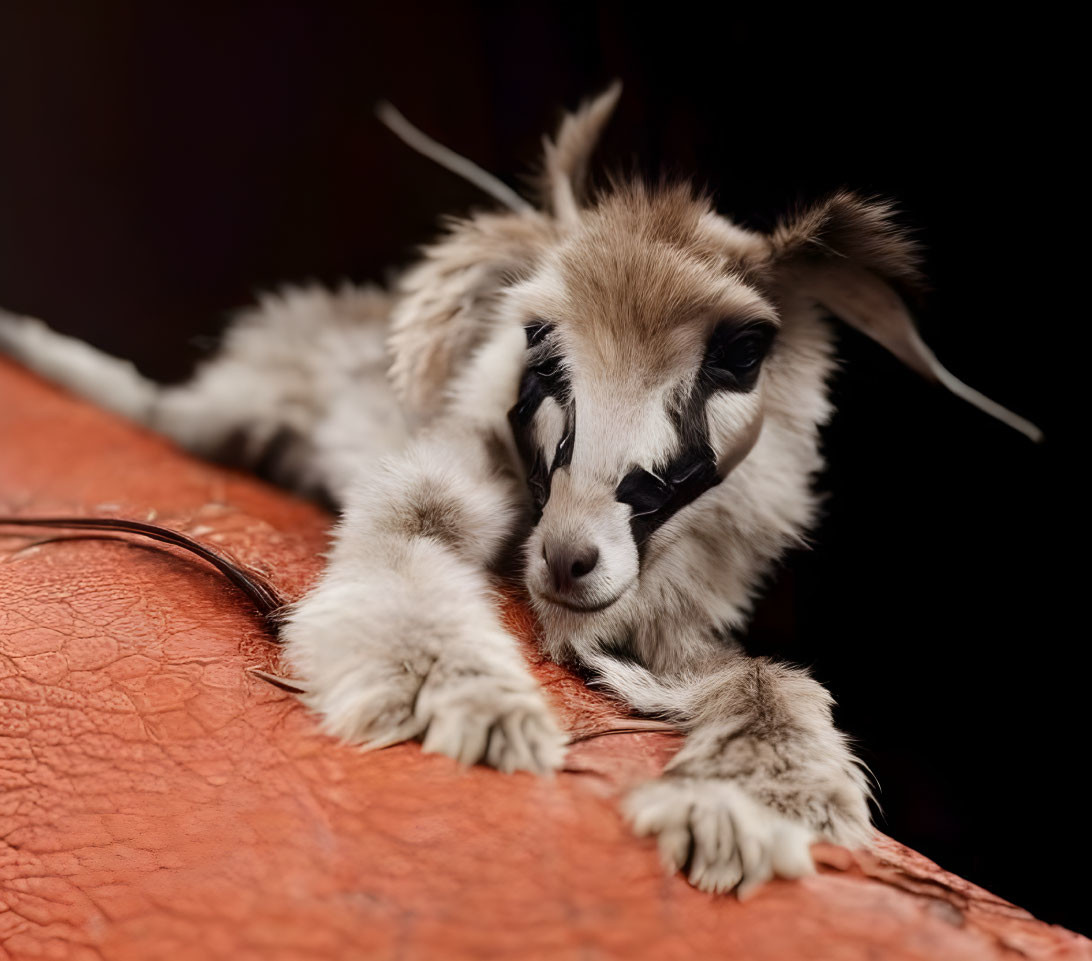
[625,777,816,897]
[0,312,157,419]
[3,87,1026,897]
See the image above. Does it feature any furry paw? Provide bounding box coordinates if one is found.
[280,586,567,774]
[624,776,817,897]
[416,672,567,774]
[306,659,567,775]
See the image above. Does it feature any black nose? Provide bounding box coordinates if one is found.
[544,543,600,594]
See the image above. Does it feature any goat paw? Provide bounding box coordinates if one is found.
[296,655,567,775]
[281,591,566,774]
[416,671,567,774]
[624,776,817,897]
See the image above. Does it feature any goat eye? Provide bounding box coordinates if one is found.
[704,321,775,388]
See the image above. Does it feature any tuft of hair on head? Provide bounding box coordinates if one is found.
[376,83,622,226]
[539,81,623,228]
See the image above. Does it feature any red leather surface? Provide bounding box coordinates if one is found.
[1,358,1088,961]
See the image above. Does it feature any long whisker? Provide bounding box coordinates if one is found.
[0,516,287,633]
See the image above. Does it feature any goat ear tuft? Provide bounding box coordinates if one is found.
[771,191,924,290]
[769,193,1042,442]
[540,81,622,228]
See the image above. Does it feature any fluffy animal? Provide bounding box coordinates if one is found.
[0,85,1039,897]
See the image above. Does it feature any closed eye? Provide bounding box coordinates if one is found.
[616,468,671,517]
[524,320,553,348]
[522,320,570,398]
[530,353,563,380]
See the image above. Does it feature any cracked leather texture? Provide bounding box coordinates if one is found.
[1,358,1088,961]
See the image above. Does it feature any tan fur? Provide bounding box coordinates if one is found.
[767,190,923,286]
[557,183,772,344]
[540,80,622,224]
[387,210,557,422]
[0,83,1039,899]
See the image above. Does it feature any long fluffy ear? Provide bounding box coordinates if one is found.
[768,192,1042,442]
[387,212,552,421]
[540,81,622,228]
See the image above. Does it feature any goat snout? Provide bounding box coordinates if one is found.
[544,542,600,594]
[530,477,638,614]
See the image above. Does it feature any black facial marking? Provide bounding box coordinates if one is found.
[509,354,547,427]
[509,316,777,550]
[615,467,671,519]
[527,343,569,403]
[615,370,719,550]
[616,319,776,552]
[508,369,549,519]
[524,449,551,519]
[616,443,720,550]
[525,320,551,348]
[552,405,575,471]
[507,322,575,522]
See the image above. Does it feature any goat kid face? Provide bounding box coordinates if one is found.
[505,189,778,616]
[389,85,1038,633]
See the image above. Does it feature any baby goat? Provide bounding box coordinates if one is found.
[0,85,1039,897]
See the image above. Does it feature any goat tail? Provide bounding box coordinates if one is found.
[0,310,160,424]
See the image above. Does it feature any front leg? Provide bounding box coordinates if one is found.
[596,653,872,895]
[281,423,566,773]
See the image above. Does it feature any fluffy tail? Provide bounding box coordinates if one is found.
[1,286,408,502]
[0,312,159,423]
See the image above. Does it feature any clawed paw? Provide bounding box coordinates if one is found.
[280,582,568,775]
[291,638,566,775]
[417,678,567,774]
[624,776,816,897]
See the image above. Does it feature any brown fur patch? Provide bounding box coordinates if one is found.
[396,485,467,549]
[768,191,924,289]
[551,182,774,373]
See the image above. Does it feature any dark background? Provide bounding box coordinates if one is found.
[0,2,1082,934]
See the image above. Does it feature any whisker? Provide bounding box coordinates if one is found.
[0,515,288,635]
